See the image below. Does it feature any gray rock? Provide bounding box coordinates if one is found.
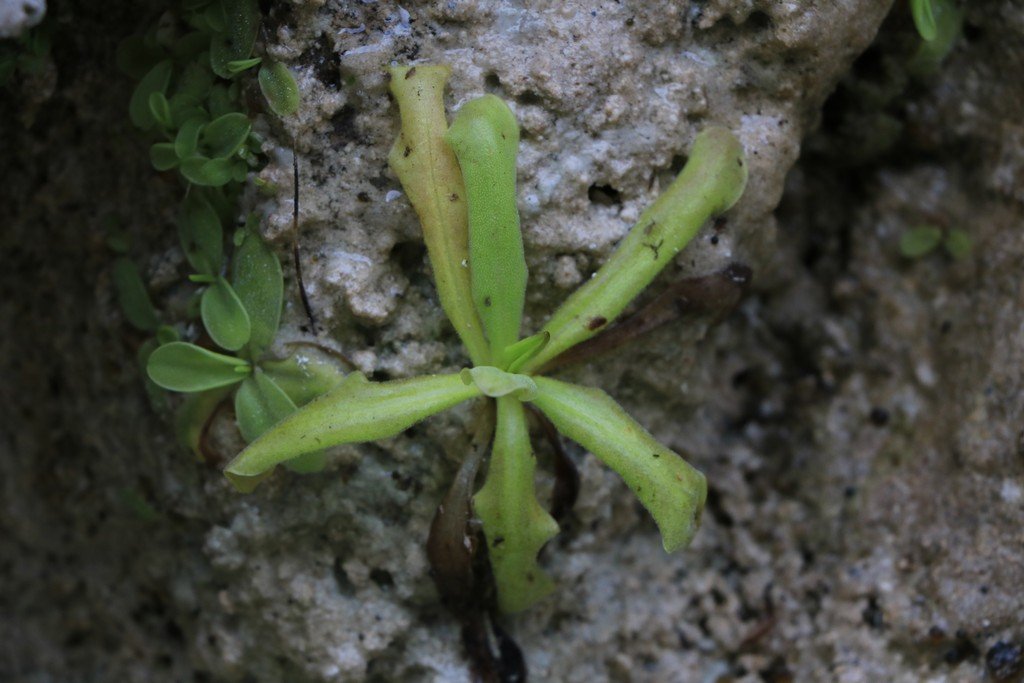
[0,0,44,38]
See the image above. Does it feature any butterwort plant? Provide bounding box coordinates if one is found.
[224,65,748,612]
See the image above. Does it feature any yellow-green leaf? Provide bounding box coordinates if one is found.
[224,372,481,489]
[258,60,300,117]
[148,341,249,392]
[445,95,526,365]
[387,65,489,365]
[531,377,706,553]
[521,127,747,373]
[201,277,252,351]
[473,396,559,612]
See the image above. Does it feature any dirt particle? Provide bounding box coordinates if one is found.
[861,596,884,629]
[987,641,1023,682]
[868,407,890,426]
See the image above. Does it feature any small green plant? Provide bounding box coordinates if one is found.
[224,65,748,612]
[145,216,345,465]
[899,224,972,260]
[909,0,962,74]
[119,0,299,187]
[113,0,339,460]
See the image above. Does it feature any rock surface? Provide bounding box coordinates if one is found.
[1,1,1022,682]
[0,0,44,38]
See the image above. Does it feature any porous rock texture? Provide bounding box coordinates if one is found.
[2,1,1022,682]
[0,0,45,38]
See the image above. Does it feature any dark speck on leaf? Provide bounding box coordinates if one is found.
[405,66,417,79]
[484,297,492,307]
[449,193,459,201]
[587,316,607,330]
[493,536,504,547]
[403,146,412,157]
[652,453,660,458]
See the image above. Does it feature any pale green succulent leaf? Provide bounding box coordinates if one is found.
[522,127,748,372]
[234,372,329,473]
[258,60,300,117]
[387,65,489,365]
[175,118,206,160]
[129,59,172,130]
[531,377,707,553]
[180,156,235,187]
[147,91,173,128]
[460,366,537,401]
[234,371,297,443]
[149,142,179,171]
[900,225,942,258]
[224,372,482,489]
[201,277,252,351]
[445,95,526,363]
[943,228,972,259]
[227,56,262,74]
[910,0,938,41]
[231,226,283,356]
[504,331,550,374]
[909,0,962,75]
[473,396,560,613]
[202,112,251,159]
[209,0,260,79]
[179,193,223,275]
[261,349,347,406]
[148,341,250,392]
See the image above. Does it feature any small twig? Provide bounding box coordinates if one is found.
[292,153,318,333]
[426,402,497,617]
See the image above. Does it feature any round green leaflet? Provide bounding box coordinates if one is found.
[258,60,300,117]
[231,226,283,357]
[129,59,172,130]
[200,276,252,352]
[202,112,251,159]
[148,341,250,392]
